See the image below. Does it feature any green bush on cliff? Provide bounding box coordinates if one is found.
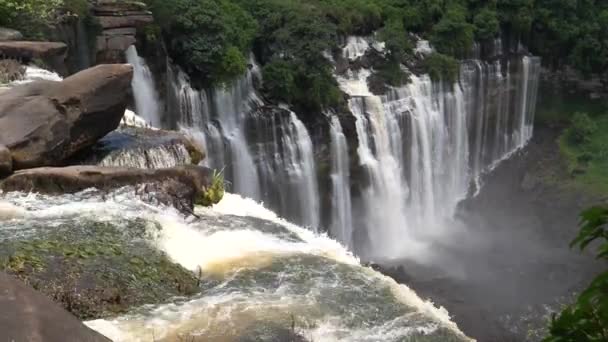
[144,0,256,86]
[422,52,460,83]
[0,0,89,39]
[197,170,225,207]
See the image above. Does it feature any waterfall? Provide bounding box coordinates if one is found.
[168,59,321,229]
[329,115,353,248]
[168,62,261,199]
[126,45,162,128]
[249,110,321,230]
[95,144,192,169]
[337,41,541,258]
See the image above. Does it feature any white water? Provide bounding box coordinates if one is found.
[10,66,62,84]
[169,62,261,199]
[126,45,162,128]
[329,115,353,248]
[0,189,470,341]
[168,60,322,229]
[336,38,541,258]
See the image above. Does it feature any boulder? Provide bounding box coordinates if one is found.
[0,41,67,74]
[0,145,11,177]
[0,64,133,170]
[0,27,23,41]
[0,272,110,342]
[0,165,214,213]
[71,126,205,168]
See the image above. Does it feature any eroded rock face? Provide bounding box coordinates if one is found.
[0,64,133,170]
[0,272,110,342]
[0,41,68,75]
[93,0,154,64]
[0,165,213,213]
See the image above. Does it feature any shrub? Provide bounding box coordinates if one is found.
[422,53,460,83]
[567,112,598,145]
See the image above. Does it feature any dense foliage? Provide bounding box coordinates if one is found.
[0,0,88,39]
[5,0,605,112]
[544,207,608,341]
[138,0,608,114]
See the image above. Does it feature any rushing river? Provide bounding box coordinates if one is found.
[0,190,470,342]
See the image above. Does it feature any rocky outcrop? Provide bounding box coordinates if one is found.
[0,272,110,342]
[0,27,23,41]
[0,41,68,75]
[0,64,133,170]
[71,126,205,168]
[93,0,154,64]
[0,165,214,213]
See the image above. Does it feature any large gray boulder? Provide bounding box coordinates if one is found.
[0,64,133,170]
[0,272,110,342]
[0,165,214,213]
[0,27,23,41]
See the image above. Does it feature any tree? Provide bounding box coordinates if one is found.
[430,5,474,57]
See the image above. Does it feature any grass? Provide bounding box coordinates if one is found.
[557,114,608,196]
[197,169,225,207]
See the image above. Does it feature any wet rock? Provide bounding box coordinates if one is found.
[0,272,110,342]
[0,64,133,170]
[0,145,11,177]
[0,27,23,41]
[0,41,67,74]
[0,165,214,213]
[0,221,199,321]
[0,58,25,84]
[71,126,205,169]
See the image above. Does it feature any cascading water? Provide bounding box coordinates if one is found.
[168,62,261,199]
[168,60,322,229]
[329,115,353,248]
[248,110,321,230]
[0,189,471,341]
[126,45,162,128]
[336,38,541,259]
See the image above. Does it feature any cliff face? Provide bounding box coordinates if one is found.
[92,0,153,64]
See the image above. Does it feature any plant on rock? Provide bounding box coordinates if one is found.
[197,169,225,207]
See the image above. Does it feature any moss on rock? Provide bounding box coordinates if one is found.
[0,220,199,320]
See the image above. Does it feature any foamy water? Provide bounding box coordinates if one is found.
[0,190,471,341]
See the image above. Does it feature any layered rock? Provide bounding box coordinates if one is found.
[72,126,205,169]
[0,64,133,170]
[0,165,214,213]
[93,0,154,64]
[0,272,110,342]
[0,41,68,75]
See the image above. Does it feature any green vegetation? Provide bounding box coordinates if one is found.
[422,53,460,83]
[558,113,608,195]
[0,0,89,39]
[135,0,608,116]
[544,207,608,341]
[0,220,199,319]
[197,169,225,207]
